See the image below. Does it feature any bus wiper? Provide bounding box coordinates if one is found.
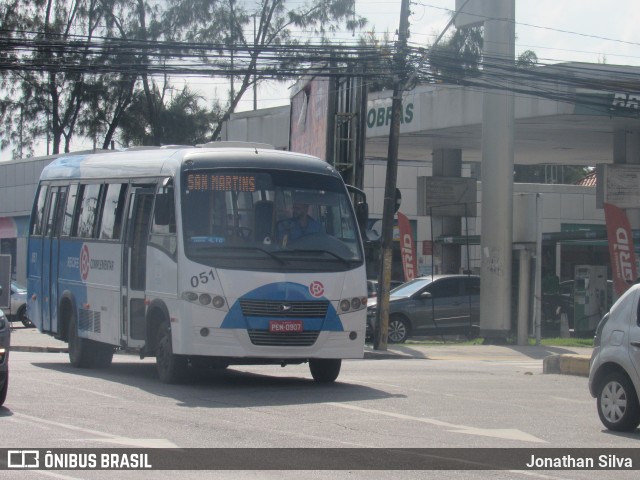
[219,246,286,265]
[286,249,352,267]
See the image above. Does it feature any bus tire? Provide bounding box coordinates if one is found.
[309,358,341,383]
[68,315,113,369]
[156,322,188,384]
[18,306,33,328]
[89,342,114,368]
[68,314,90,368]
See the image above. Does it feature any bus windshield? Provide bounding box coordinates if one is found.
[181,169,363,271]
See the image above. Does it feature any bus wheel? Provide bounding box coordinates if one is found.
[156,322,188,384]
[68,315,89,368]
[18,306,33,328]
[90,343,114,368]
[68,315,113,368]
[309,359,341,383]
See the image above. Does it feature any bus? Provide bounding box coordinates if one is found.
[27,144,369,383]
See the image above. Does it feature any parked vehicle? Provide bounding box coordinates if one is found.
[366,275,480,343]
[366,279,404,298]
[0,285,10,407]
[6,282,32,328]
[588,284,640,431]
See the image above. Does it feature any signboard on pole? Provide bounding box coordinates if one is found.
[397,211,417,282]
[417,176,477,217]
[604,203,638,297]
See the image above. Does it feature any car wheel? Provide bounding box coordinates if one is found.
[18,306,33,328]
[388,316,410,343]
[0,372,8,407]
[156,322,188,384]
[309,359,341,383]
[597,372,640,432]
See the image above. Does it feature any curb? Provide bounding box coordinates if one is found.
[10,346,68,353]
[363,350,413,360]
[543,354,590,377]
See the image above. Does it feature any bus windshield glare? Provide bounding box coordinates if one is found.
[182,169,363,270]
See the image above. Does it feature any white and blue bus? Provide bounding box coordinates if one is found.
[27,144,369,383]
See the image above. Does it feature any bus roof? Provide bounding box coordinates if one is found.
[39,146,340,182]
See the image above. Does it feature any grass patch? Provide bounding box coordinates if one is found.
[531,337,593,348]
[402,336,593,348]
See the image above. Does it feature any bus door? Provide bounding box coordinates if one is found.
[41,186,66,334]
[122,187,154,348]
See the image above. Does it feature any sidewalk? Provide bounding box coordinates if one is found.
[364,342,592,376]
[8,325,592,376]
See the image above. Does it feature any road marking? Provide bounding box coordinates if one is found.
[14,413,178,448]
[328,403,546,443]
[41,381,120,399]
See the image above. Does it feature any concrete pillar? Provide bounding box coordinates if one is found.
[432,148,462,274]
[479,0,515,341]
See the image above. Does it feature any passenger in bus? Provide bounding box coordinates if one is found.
[278,202,322,244]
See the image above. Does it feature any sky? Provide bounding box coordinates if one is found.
[6,0,640,159]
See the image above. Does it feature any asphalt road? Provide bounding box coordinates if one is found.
[1,349,639,479]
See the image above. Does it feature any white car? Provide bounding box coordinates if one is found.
[588,284,640,431]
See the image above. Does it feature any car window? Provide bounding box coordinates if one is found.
[464,277,480,295]
[427,278,463,298]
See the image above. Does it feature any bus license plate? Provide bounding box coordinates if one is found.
[269,320,303,333]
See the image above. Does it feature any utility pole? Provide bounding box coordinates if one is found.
[374,0,411,350]
[229,0,236,112]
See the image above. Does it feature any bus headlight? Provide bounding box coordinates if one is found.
[182,292,226,310]
[212,296,226,309]
[338,297,367,313]
[182,292,198,302]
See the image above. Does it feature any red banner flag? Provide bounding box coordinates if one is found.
[397,211,417,282]
[604,202,638,297]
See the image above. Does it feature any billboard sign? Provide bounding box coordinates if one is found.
[604,203,638,297]
[290,76,330,160]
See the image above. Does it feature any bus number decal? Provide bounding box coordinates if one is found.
[191,269,215,288]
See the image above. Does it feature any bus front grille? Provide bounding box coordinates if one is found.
[248,330,320,347]
[240,300,329,318]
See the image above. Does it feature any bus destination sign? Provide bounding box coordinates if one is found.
[187,174,257,192]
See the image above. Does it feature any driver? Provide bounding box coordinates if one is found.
[278,202,322,245]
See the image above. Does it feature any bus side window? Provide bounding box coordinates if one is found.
[30,185,48,236]
[61,184,79,237]
[75,184,102,238]
[99,184,128,240]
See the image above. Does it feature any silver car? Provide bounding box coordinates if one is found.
[589,284,640,431]
[6,281,32,328]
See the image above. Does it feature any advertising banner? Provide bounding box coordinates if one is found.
[397,211,417,282]
[604,203,637,297]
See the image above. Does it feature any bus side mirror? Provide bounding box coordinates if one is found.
[155,194,171,226]
[356,202,368,234]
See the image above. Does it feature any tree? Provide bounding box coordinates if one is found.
[118,85,221,146]
[1,0,368,154]
[0,0,107,156]
[428,26,484,84]
[195,0,367,141]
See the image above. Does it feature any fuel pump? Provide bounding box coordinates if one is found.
[573,265,608,335]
